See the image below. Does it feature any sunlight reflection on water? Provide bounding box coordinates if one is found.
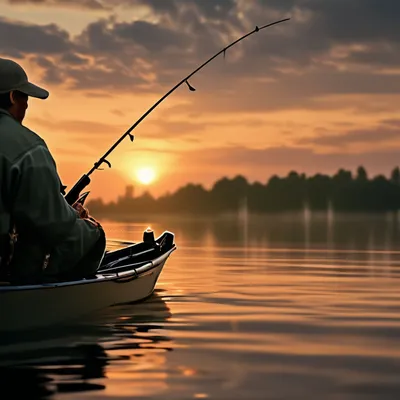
[2,212,400,399]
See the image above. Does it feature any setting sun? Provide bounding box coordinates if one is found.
[136,167,157,185]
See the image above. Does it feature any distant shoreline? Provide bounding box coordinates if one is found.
[88,167,400,216]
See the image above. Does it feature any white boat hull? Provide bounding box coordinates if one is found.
[0,247,174,332]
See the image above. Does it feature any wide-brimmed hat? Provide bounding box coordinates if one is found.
[0,58,49,99]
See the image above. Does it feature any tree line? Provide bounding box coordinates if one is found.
[86,166,400,216]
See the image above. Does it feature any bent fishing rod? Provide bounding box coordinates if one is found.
[65,17,290,205]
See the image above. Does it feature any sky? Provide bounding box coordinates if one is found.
[1,0,400,202]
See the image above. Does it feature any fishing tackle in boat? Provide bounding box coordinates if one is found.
[64,17,291,205]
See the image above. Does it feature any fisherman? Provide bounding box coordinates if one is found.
[0,58,106,284]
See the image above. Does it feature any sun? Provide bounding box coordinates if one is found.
[136,167,157,185]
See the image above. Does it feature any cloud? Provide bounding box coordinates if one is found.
[381,119,400,128]
[0,0,294,91]
[8,0,109,10]
[60,52,89,66]
[297,126,400,148]
[0,17,70,56]
[135,0,238,20]
[113,20,188,53]
[180,144,400,182]
[140,115,287,139]
[1,0,400,113]
[7,0,238,17]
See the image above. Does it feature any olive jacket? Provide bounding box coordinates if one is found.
[0,108,103,281]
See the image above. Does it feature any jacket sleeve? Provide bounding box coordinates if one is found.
[10,143,93,248]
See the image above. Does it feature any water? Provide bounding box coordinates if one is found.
[2,212,400,399]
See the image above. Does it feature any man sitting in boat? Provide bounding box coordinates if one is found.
[0,58,106,284]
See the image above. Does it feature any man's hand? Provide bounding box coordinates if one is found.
[73,202,102,228]
[73,202,89,219]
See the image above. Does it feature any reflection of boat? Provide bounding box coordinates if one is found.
[0,292,172,398]
[0,230,176,332]
[0,344,108,398]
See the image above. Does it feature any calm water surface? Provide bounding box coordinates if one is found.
[2,212,400,399]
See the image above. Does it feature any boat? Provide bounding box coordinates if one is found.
[0,228,176,333]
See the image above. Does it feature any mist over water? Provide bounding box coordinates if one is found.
[2,211,400,399]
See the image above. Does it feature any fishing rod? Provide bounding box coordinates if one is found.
[65,17,290,205]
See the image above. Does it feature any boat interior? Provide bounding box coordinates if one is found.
[0,231,175,287]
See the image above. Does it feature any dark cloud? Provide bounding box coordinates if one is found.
[64,64,148,91]
[33,55,64,83]
[1,0,400,112]
[113,20,188,53]
[345,44,400,68]
[306,0,400,44]
[60,52,88,65]
[254,0,400,76]
[0,17,70,55]
[256,0,400,43]
[77,19,120,53]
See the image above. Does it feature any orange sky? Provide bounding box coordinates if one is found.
[1,0,400,202]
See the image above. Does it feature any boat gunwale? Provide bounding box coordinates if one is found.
[0,246,176,293]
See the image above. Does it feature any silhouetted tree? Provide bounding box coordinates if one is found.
[210,175,249,212]
[391,167,400,185]
[356,166,368,181]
